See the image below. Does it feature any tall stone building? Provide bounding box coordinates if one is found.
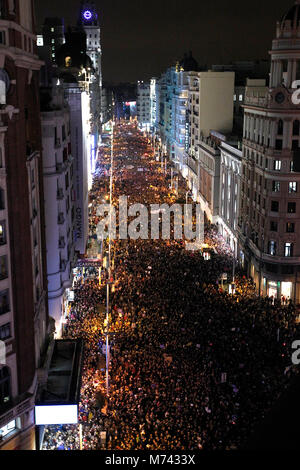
[239,0,300,302]
[0,0,50,449]
[79,1,102,141]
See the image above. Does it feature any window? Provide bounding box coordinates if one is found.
[239,94,243,101]
[31,168,35,188]
[0,420,16,440]
[0,255,7,280]
[51,39,55,44]
[0,31,5,45]
[285,242,293,257]
[289,182,297,193]
[270,221,278,232]
[65,173,69,190]
[272,181,280,192]
[51,27,54,32]
[292,140,299,150]
[269,241,277,256]
[287,222,295,233]
[0,290,9,315]
[0,367,11,409]
[288,202,296,213]
[274,160,281,171]
[291,161,294,172]
[233,95,236,101]
[0,188,4,210]
[293,120,300,136]
[278,120,283,135]
[0,323,10,340]
[271,201,279,212]
[282,265,294,275]
[275,139,283,150]
[0,221,6,245]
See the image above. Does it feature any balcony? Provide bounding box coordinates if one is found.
[187,156,198,175]
[244,95,267,108]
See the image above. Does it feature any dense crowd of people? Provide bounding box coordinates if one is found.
[42,120,300,451]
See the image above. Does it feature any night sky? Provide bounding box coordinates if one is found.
[35,0,290,83]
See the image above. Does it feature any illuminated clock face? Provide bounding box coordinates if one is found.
[83,10,93,21]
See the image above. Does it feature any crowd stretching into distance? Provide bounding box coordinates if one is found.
[42,121,300,451]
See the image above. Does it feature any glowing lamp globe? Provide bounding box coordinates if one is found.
[83,10,92,21]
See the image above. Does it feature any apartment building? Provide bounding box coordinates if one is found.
[238,0,300,302]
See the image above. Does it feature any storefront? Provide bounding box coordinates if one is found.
[266,280,292,301]
[268,280,279,299]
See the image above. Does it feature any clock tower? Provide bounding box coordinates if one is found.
[79,1,102,87]
[238,1,300,303]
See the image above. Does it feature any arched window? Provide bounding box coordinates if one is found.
[0,366,11,408]
[278,119,283,136]
[293,120,300,136]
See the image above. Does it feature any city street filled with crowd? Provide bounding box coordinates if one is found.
[42,120,300,451]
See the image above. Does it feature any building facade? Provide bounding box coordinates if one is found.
[186,71,235,202]
[79,1,102,149]
[219,141,242,256]
[137,81,151,131]
[238,0,300,302]
[41,17,65,65]
[41,81,76,333]
[0,0,50,449]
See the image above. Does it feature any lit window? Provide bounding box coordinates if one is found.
[51,39,55,44]
[285,242,293,257]
[289,182,297,193]
[0,420,16,440]
[269,240,276,256]
[37,35,43,46]
[51,28,54,32]
[287,222,295,233]
[0,221,6,245]
[239,94,243,101]
[272,181,280,192]
[274,160,281,171]
[233,95,236,101]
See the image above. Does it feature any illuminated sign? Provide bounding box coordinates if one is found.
[83,10,93,21]
[35,405,78,425]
